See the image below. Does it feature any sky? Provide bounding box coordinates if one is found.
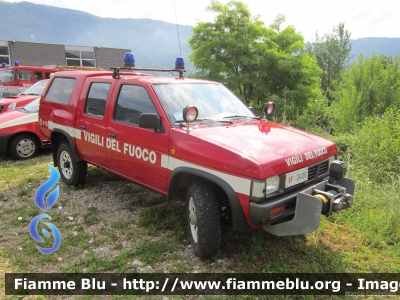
[5,0,400,41]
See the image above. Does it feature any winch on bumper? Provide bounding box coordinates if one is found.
[250,160,355,236]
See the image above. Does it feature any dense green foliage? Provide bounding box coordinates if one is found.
[330,54,400,132]
[351,108,400,182]
[188,0,321,119]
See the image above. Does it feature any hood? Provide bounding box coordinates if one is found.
[0,110,38,130]
[0,95,38,105]
[189,120,337,176]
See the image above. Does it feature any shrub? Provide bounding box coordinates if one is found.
[350,107,400,183]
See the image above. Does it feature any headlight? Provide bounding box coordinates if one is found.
[266,175,280,195]
[7,102,16,111]
[251,175,280,201]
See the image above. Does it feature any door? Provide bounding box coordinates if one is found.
[75,80,113,165]
[106,83,169,193]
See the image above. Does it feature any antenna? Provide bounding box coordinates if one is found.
[174,0,182,57]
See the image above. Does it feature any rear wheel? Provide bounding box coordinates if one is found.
[186,181,221,258]
[57,142,87,185]
[9,134,39,159]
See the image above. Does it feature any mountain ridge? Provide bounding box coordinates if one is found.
[1,1,399,70]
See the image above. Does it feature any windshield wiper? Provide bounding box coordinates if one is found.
[17,107,28,113]
[175,118,214,124]
[223,115,260,120]
[175,118,233,125]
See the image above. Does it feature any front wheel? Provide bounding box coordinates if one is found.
[9,134,39,159]
[186,181,221,258]
[57,143,87,185]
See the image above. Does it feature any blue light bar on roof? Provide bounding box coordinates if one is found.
[14,60,20,66]
[124,52,135,67]
[175,57,184,70]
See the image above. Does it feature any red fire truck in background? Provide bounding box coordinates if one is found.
[0,61,59,87]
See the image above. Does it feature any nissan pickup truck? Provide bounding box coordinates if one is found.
[38,65,355,258]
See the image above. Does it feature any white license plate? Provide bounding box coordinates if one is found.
[285,167,308,188]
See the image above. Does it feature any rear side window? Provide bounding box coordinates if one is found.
[34,71,43,81]
[45,78,76,104]
[85,82,111,118]
[19,70,32,82]
[114,85,157,125]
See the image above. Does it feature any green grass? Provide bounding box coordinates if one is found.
[1,141,399,298]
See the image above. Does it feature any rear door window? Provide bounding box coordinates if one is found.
[45,78,76,104]
[85,82,111,118]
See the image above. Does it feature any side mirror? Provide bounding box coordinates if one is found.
[262,101,275,118]
[182,105,198,131]
[139,113,160,132]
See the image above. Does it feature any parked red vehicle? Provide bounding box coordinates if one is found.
[0,97,50,159]
[0,79,48,113]
[0,64,57,87]
[39,63,355,258]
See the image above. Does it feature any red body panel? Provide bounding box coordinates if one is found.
[0,95,39,113]
[0,110,48,147]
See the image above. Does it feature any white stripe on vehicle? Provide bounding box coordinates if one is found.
[46,121,250,195]
[0,113,38,130]
[161,155,251,195]
[48,121,81,140]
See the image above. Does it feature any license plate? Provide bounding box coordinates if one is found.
[285,167,308,188]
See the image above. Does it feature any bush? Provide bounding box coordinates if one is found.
[350,107,400,183]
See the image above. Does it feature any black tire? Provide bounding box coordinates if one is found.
[57,142,87,185]
[9,134,39,159]
[186,181,221,258]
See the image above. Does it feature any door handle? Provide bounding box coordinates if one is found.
[80,126,86,130]
[109,133,116,138]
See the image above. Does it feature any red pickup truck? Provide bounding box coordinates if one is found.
[39,66,355,258]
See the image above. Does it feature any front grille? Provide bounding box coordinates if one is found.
[308,165,318,180]
[318,160,329,176]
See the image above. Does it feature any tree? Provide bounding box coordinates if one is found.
[188,0,321,116]
[306,23,352,105]
[253,15,321,117]
[188,0,264,103]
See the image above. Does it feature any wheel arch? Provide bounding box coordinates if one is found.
[168,167,251,231]
[7,132,40,151]
[50,129,81,166]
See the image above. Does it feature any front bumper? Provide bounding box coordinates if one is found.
[249,178,355,236]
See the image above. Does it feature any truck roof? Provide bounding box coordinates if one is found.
[51,69,215,85]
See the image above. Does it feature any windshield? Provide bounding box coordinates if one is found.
[21,97,40,113]
[21,80,48,95]
[0,69,15,83]
[152,83,254,124]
